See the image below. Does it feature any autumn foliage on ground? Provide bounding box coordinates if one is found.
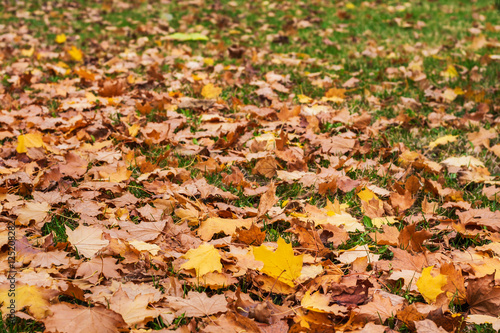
[0,0,500,332]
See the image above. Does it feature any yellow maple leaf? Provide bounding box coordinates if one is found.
[68,46,83,62]
[0,285,53,319]
[428,135,457,149]
[253,237,303,287]
[55,33,67,44]
[181,243,222,277]
[301,290,346,314]
[21,46,35,57]
[357,187,378,203]
[201,83,222,99]
[298,94,313,104]
[203,58,214,66]
[441,64,458,79]
[128,124,141,137]
[16,133,44,153]
[416,266,447,303]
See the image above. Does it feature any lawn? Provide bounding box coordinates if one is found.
[0,0,499,332]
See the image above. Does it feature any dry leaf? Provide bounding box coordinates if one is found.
[181,243,223,277]
[253,237,303,287]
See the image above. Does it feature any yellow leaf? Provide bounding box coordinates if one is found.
[416,266,447,303]
[21,46,34,57]
[345,2,356,9]
[0,285,54,319]
[55,34,67,44]
[371,216,397,228]
[298,94,313,104]
[16,133,44,153]
[128,124,140,137]
[428,135,457,149]
[197,217,254,241]
[203,58,214,66]
[201,83,222,99]
[357,187,377,203]
[99,165,132,182]
[181,243,222,277]
[68,46,83,62]
[253,237,303,287]
[301,291,346,314]
[128,240,161,255]
[441,64,458,79]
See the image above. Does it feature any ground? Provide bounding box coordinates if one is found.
[0,0,499,332]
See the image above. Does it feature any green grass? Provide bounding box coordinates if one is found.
[0,315,45,333]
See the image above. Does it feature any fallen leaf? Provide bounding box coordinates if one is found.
[416,266,447,304]
[257,182,278,217]
[68,46,83,61]
[14,202,50,226]
[201,83,222,99]
[166,291,228,317]
[43,303,127,333]
[181,243,223,277]
[16,133,44,153]
[301,291,346,315]
[0,284,57,319]
[55,34,67,44]
[466,273,500,316]
[66,225,109,258]
[253,237,303,287]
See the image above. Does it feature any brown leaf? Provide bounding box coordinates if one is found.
[257,182,278,217]
[166,291,228,317]
[354,292,403,324]
[398,224,432,252]
[390,190,415,213]
[43,303,127,333]
[252,156,278,178]
[369,224,399,246]
[466,273,500,316]
[233,224,266,246]
[414,319,447,333]
[440,263,466,304]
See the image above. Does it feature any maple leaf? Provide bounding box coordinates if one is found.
[416,266,447,304]
[0,284,58,319]
[31,250,70,268]
[55,34,66,44]
[181,243,222,277]
[14,201,50,226]
[197,217,254,241]
[252,156,278,178]
[354,292,403,324]
[43,303,127,333]
[16,132,44,153]
[165,291,228,317]
[67,46,83,61]
[301,291,347,315]
[233,224,266,246]
[257,181,278,217]
[253,237,303,287]
[466,273,500,316]
[109,287,158,327]
[201,83,222,99]
[66,225,109,258]
[337,244,380,264]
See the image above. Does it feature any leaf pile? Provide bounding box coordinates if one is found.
[0,0,499,332]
